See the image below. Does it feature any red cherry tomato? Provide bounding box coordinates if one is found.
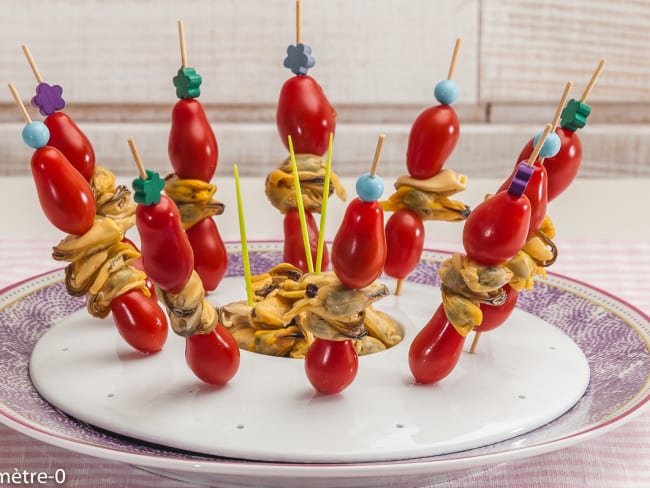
[304,338,358,394]
[478,284,518,332]
[283,209,329,273]
[186,217,228,292]
[498,162,548,235]
[276,75,336,156]
[384,209,425,280]
[462,191,531,266]
[169,99,218,181]
[44,111,96,182]
[31,146,96,235]
[331,198,386,289]
[110,289,168,354]
[185,325,240,385]
[517,127,582,202]
[136,194,194,294]
[406,105,459,179]
[409,304,465,384]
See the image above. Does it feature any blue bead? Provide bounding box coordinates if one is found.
[22,121,50,149]
[533,131,561,159]
[356,173,384,202]
[434,79,459,105]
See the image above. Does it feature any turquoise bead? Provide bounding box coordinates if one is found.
[434,79,459,105]
[356,173,384,202]
[22,121,50,149]
[533,131,561,159]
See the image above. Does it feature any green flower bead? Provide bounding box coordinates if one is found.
[133,170,165,205]
[173,67,202,99]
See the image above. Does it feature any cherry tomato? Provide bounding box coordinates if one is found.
[409,304,465,384]
[331,198,386,289]
[384,209,425,280]
[276,75,336,156]
[478,284,518,332]
[110,289,168,354]
[31,146,96,235]
[186,217,228,292]
[185,325,240,385]
[462,191,531,266]
[136,194,194,294]
[517,127,582,202]
[406,105,459,179]
[283,209,329,273]
[304,338,358,394]
[44,111,96,182]
[498,162,548,235]
[169,99,218,181]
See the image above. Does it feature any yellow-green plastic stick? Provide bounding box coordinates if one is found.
[234,164,254,306]
[315,133,333,274]
[288,135,314,273]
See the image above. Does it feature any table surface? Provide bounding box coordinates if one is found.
[1,176,649,487]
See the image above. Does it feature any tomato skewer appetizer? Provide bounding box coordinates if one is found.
[267,0,345,273]
[517,60,605,202]
[302,135,388,394]
[409,128,554,384]
[10,83,168,354]
[467,83,573,353]
[129,138,239,385]
[383,39,470,294]
[164,20,227,292]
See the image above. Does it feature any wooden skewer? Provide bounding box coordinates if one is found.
[127,137,148,180]
[580,59,605,104]
[178,20,188,68]
[21,45,44,84]
[369,134,386,177]
[395,278,404,296]
[469,331,481,354]
[551,81,573,131]
[447,38,462,80]
[538,81,573,165]
[296,0,302,44]
[7,83,32,123]
[527,123,552,167]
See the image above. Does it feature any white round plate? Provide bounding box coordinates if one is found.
[1,242,649,488]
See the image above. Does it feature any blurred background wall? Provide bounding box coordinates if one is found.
[1,0,648,178]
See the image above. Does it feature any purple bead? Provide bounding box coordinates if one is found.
[31,82,65,116]
[507,162,535,197]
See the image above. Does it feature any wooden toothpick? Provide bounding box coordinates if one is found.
[527,123,552,167]
[469,331,481,354]
[551,81,573,131]
[296,0,302,44]
[7,83,32,123]
[580,59,605,104]
[178,20,188,68]
[127,137,148,180]
[447,38,462,80]
[370,134,386,177]
[21,45,44,84]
